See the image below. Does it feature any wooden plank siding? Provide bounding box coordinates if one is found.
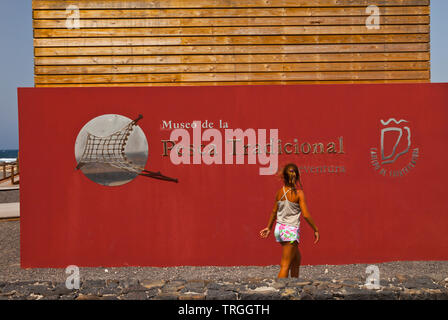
[32,0,431,87]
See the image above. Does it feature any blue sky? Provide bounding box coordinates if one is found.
[0,1,447,150]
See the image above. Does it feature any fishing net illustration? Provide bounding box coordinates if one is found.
[75,114,178,183]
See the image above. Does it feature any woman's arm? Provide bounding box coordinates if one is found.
[259,191,280,239]
[298,190,320,243]
[266,201,278,231]
[266,189,282,230]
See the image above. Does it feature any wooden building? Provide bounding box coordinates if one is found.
[32,0,430,87]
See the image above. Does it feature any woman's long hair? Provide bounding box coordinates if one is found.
[282,163,303,194]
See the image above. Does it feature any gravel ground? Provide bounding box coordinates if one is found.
[1,220,447,283]
[0,189,19,204]
[1,220,447,300]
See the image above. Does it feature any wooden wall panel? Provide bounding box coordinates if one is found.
[32,0,431,86]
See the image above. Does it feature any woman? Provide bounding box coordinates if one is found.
[259,163,319,278]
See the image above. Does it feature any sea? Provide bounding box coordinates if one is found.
[0,149,19,163]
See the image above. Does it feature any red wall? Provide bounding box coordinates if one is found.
[18,83,448,268]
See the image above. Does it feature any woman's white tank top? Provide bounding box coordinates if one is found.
[276,186,301,228]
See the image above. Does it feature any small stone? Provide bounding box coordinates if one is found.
[0,290,16,297]
[27,293,44,300]
[84,280,106,288]
[76,294,101,300]
[331,279,337,283]
[29,285,55,297]
[239,285,280,300]
[376,290,397,300]
[105,280,120,288]
[119,279,139,289]
[141,280,165,290]
[396,274,407,282]
[161,285,185,293]
[100,295,120,300]
[121,291,148,300]
[240,291,281,300]
[179,293,206,300]
[425,274,445,282]
[341,279,358,287]
[41,295,60,300]
[227,284,248,293]
[250,286,278,293]
[361,284,382,290]
[316,277,332,282]
[146,288,160,298]
[281,288,298,299]
[179,286,198,293]
[402,277,440,290]
[298,291,313,300]
[434,291,448,300]
[98,287,120,296]
[121,282,147,294]
[206,289,237,300]
[79,287,101,296]
[51,285,74,296]
[206,282,223,290]
[317,283,328,290]
[379,279,390,287]
[245,277,265,283]
[287,281,312,287]
[399,288,424,300]
[153,293,179,300]
[313,291,334,300]
[303,285,316,294]
[421,288,442,294]
[343,287,377,300]
[328,283,343,289]
[166,280,186,286]
[274,278,290,285]
[184,280,207,289]
[272,282,286,290]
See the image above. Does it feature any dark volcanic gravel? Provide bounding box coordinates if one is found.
[1,221,447,284]
[1,220,447,300]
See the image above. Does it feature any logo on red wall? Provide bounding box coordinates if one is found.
[74,114,177,186]
[369,118,419,177]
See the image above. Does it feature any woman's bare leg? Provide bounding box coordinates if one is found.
[277,242,296,278]
[289,244,301,278]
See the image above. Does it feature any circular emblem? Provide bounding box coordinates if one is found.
[74,114,148,186]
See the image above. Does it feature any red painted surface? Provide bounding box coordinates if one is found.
[18,83,448,268]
